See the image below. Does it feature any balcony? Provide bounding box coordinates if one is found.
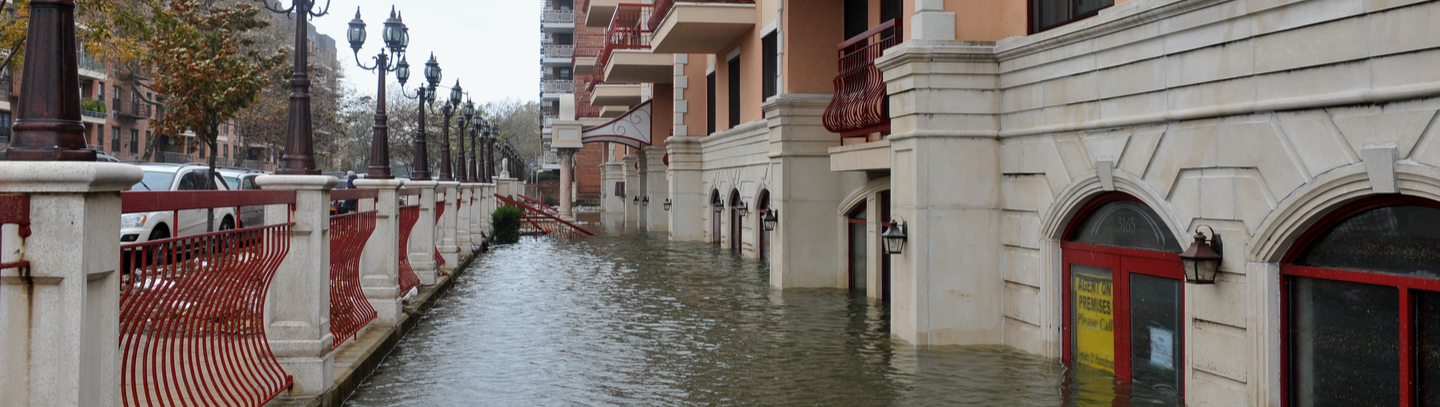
[823,19,903,139]
[544,44,575,59]
[542,9,575,26]
[599,105,627,118]
[649,0,755,54]
[574,56,596,77]
[78,50,107,80]
[583,0,622,27]
[114,99,151,122]
[81,98,107,125]
[543,80,575,95]
[589,83,643,107]
[591,4,671,88]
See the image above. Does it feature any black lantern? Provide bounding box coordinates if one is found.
[382,9,407,51]
[642,196,649,206]
[713,205,722,214]
[737,201,748,217]
[762,210,778,231]
[1179,225,1223,284]
[346,8,366,51]
[633,196,639,205]
[463,99,475,120]
[424,53,441,87]
[881,219,908,255]
[663,198,672,211]
[449,80,463,107]
[395,55,410,84]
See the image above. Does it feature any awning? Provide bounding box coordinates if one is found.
[581,100,651,148]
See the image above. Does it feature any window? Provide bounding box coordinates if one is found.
[729,190,742,251]
[557,0,572,10]
[129,129,138,154]
[762,32,777,101]
[112,127,120,153]
[1031,0,1113,33]
[558,67,572,81]
[553,33,573,45]
[199,141,206,158]
[1284,197,1440,407]
[223,144,229,160]
[727,56,740,128]
[97,83,105,100]
[1062,194,1185,397]
[844,0,868,39]
[706,72,716,135]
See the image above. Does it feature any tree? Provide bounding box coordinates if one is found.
[144,0,285,228]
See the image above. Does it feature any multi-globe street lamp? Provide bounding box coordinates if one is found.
[484,123,498,182]
[458,99,475,182]
[468,116,482,182]
[346,6,409,179]
[398,53,441,180]
[437,80,463,181]
[261,0,334,175]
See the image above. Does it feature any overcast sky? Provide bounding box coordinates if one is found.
[312,0,543,105]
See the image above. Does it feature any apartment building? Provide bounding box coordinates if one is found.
[549,0,1440,403]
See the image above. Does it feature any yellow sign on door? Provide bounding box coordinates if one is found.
[1073,265,1115,373]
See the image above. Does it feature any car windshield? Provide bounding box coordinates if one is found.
[223,177,239,190]
[131,171,176,191]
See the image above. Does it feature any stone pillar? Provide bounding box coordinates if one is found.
[354,178,403,327]
[912,0,957,41]
[764,94,863,289]
[495,176,518,198]
[0,163,140,407]
[622,153,639,227]
[478,183,494,236]
[601,162,624,216]
[436,181,460,267]
[666,137,704,241]
[558,148,577,221]
[406,180,439,285]
[469,183,484,249]
[644,146,669,233]
[455,184,471,256]
[255,174,338,397]
[879,42,1004,346]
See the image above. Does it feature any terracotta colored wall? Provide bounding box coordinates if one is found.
[946,0,1027,41]
[682,53,710,136]
[652,84,674,144]
[782,0,844,95]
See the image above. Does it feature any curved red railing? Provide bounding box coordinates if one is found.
[329,210,377,347]
[397,203,421,295]
[588,3,653,92]
[823,18,903,139]
[119,190,297,407]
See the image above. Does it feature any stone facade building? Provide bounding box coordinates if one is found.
[559,0,1440,404]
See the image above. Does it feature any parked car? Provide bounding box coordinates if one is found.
[217,167,266,228]
[121,163,238,244]
[96,152,120,162]
[325,171,359,215]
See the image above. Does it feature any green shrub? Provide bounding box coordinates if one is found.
[491,205,522,244]
[543,195,558,207]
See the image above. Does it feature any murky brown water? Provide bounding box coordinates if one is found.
[344,226,1183,406]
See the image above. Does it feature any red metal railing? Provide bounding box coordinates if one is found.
[518,194,560,215]
[588,3,653,92]
[329,209,377,347]
[397,188,421,295]
[118,190,297,407]
[433,191,447,268]
[648,0,753,31]
[0,194,30,271]
[495,194,595,239]
[823,18,904,138]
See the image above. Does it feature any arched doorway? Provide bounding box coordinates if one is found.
[729,190,742,252]
[848,202,867,292]
[1061,193,1184,394]
[710,190,722,245]
[1282,196,1440,406]
[757,190,771,261]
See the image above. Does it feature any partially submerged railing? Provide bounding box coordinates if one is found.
[823,18,903,139]
[118,190,297,407]
[328,189,378,347]
[0,194,30,272]
[495,194,594,239]
[588,3,653,92]
[397,188,421,295]
[517,194,560,215]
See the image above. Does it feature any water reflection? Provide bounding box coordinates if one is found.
[345,230,1184,406]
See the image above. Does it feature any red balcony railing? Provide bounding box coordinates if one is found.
[328,188,378,347]
[588,3,653,92]
[118,190,297,407]
[397,188,421,295]
[648,0,754,32]
[823,18,904,138]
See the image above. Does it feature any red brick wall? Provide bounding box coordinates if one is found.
[574,141,605,200]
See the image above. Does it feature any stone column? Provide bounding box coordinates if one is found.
[478,183,494,237]
[353,178,403,327]
[601,162,624,216]
[406,180,439,285]
[0,163,140,407]
[436,181,460,267]
[255,174,338,397]
[469,183,484,249]
[455,184,471,257]
[622,153,639,227]
[878,42,1004,346]
[644,146,669,233]
[665,137,704,241]
[557,148,577,221]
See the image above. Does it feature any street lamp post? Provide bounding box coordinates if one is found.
[438,81,462,181]
[468,119,480,182]
[347,7,409,179]
[399,54,441,180]
[484,124,497,182]
[0,0,94,161]
[459,99,475,182]
[262,0,333,175]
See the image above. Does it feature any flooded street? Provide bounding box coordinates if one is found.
[345,227,1182,406]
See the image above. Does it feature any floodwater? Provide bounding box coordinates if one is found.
[345,221,1184,406]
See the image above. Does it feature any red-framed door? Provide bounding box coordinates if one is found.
[847,203,867,291]
[1062,241,1185,389]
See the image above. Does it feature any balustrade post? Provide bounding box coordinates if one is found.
[254,174,337,398]
[436,181,460,267]
[354,178,404,327]
[0,163,140,407]
[407,180,439,284]
[456,183,472,256]
[470,183,485,246]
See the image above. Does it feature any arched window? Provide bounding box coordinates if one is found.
[1283,196,1440,407]
[1062,193,1184,395]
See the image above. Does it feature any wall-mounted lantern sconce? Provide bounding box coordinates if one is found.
[1180,225,1223,284]
[881,218,908,255]
[713,205,722,214]
[737,201,749,217]
[663,198,672,211]
[762,210,778,231]
[633,196,639,205]
[642,196,649,206]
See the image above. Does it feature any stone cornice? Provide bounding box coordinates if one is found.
[992,0,1231,62]
[875,41,999,73]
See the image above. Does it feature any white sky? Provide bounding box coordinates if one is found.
[312,0,543,105]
